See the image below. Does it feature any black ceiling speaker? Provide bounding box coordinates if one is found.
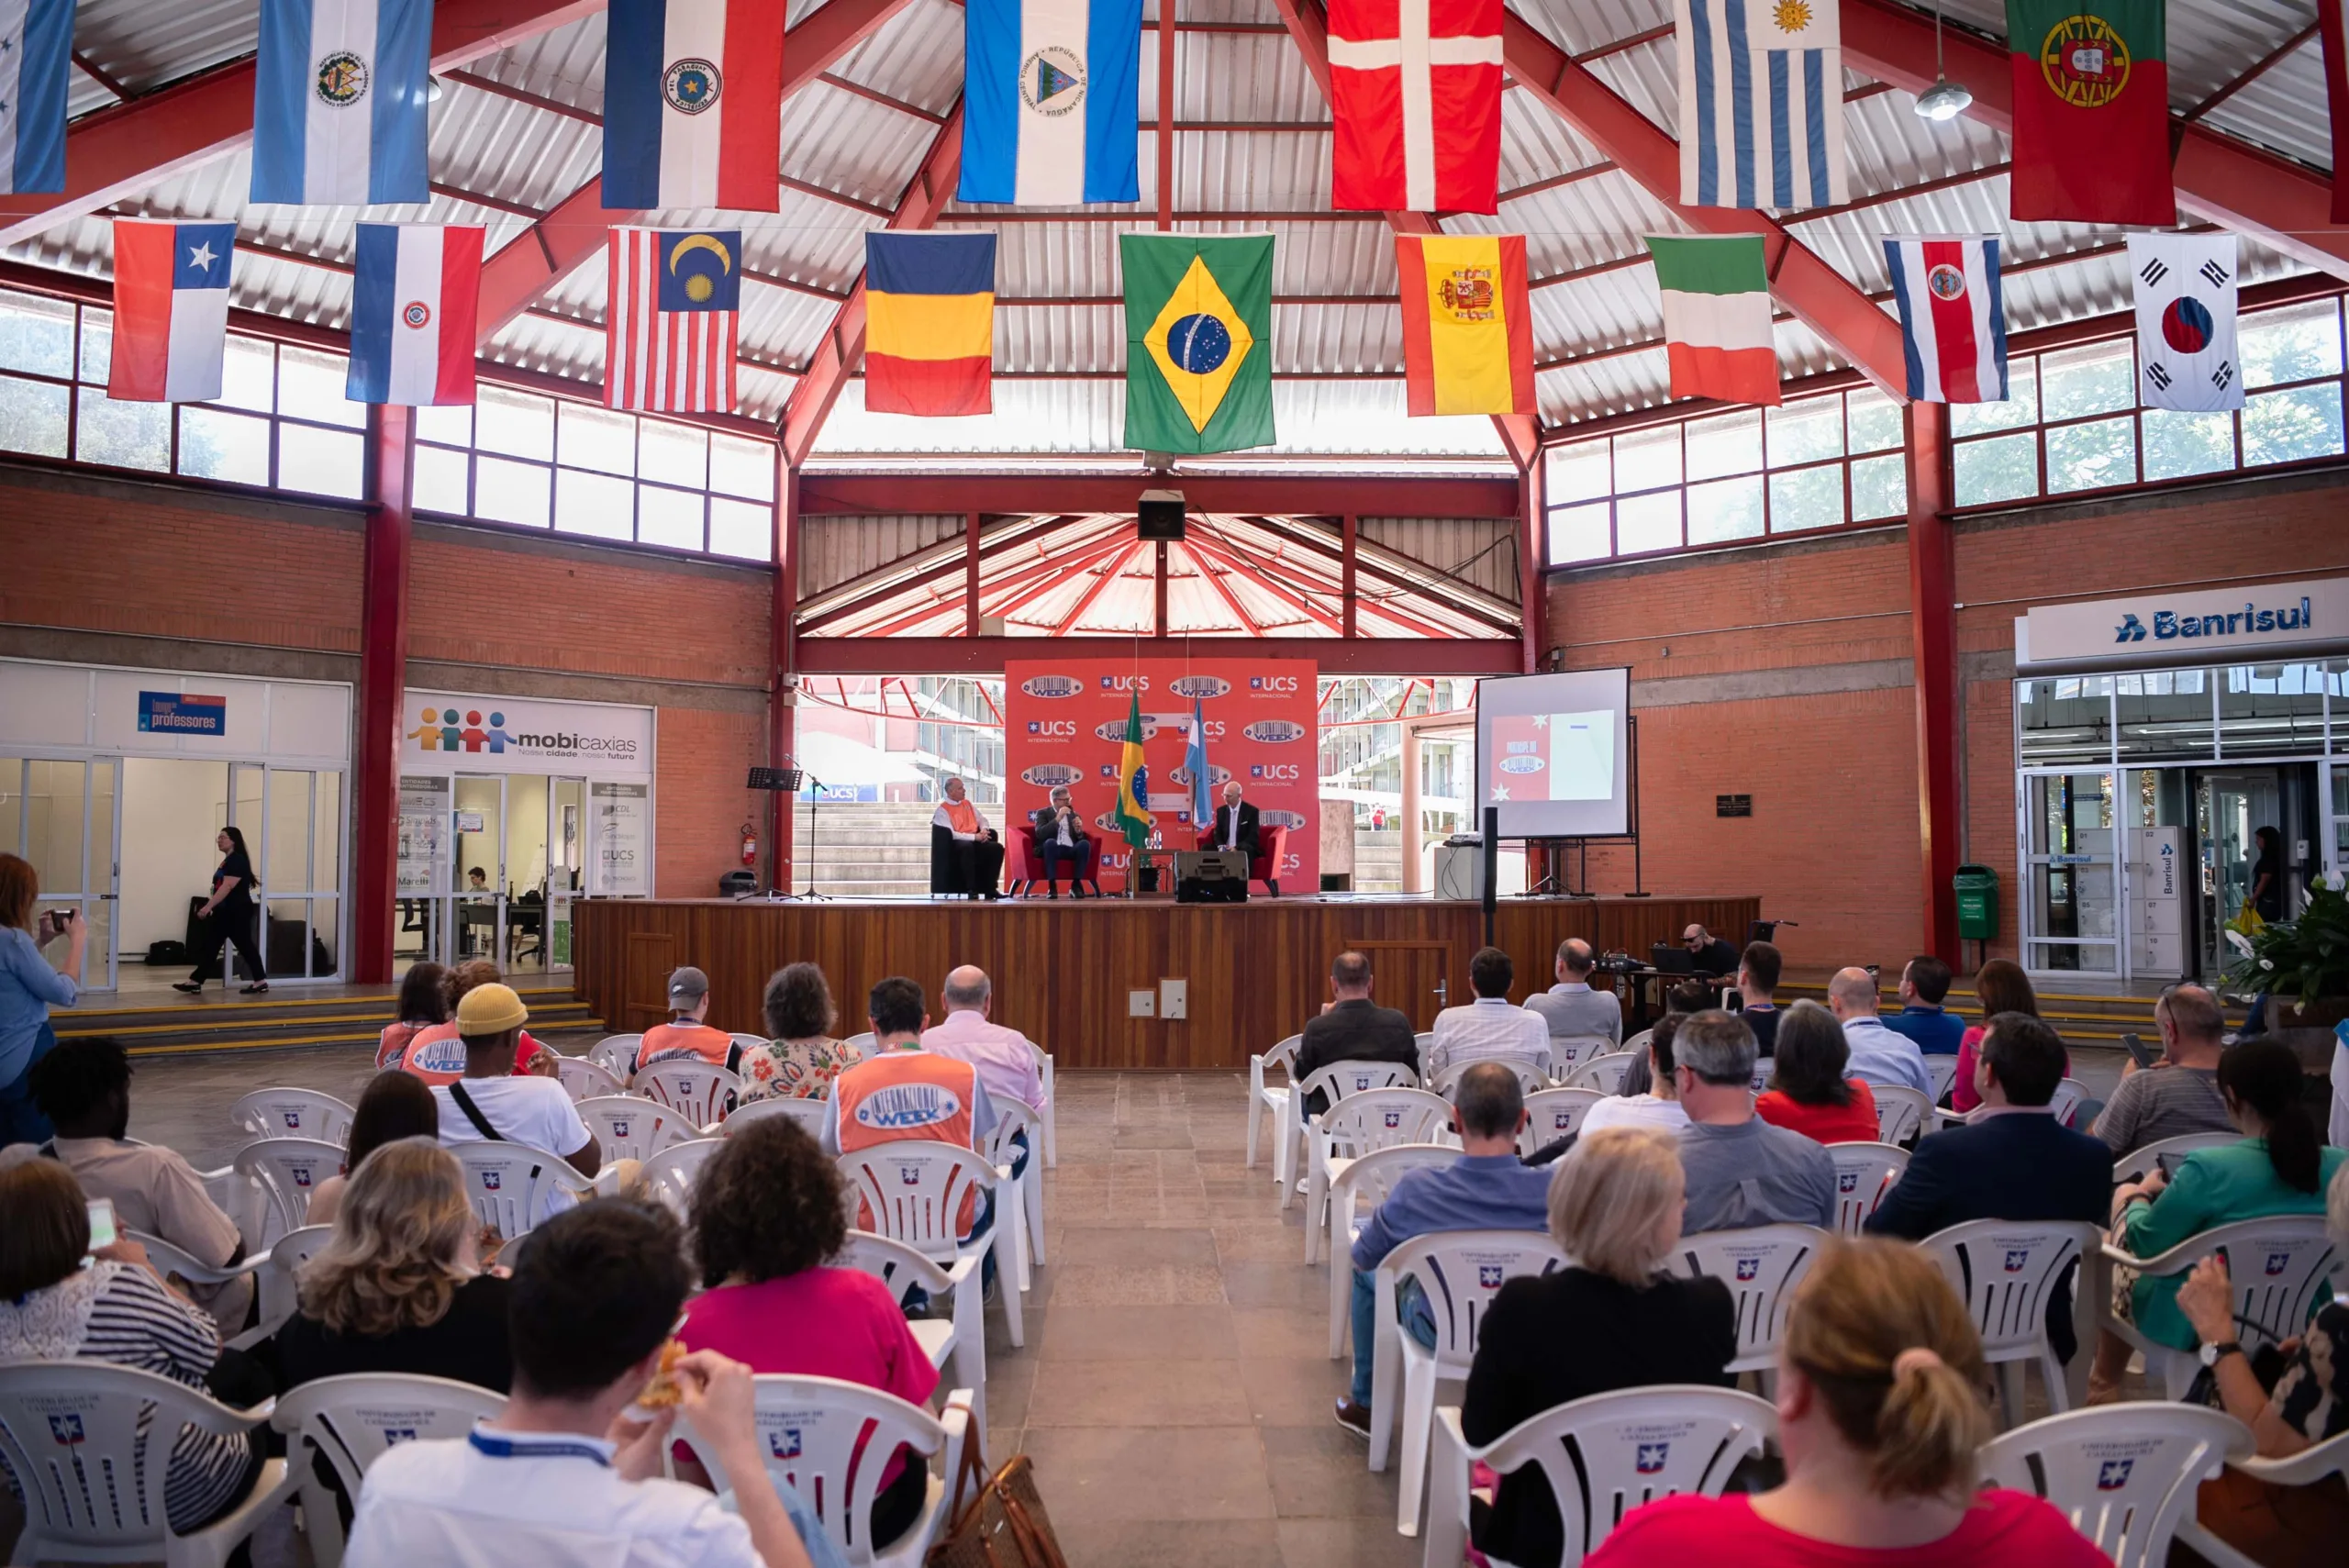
[1137,487,1186,541]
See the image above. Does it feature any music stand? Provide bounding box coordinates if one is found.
[745,765,818,900]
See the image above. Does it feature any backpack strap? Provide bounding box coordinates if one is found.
[446,1081,504,1141]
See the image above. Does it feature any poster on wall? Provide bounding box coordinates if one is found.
[396,776,449,895]
[1003,659,1319,893]
[402,690,653,777]
[593,781,651,895]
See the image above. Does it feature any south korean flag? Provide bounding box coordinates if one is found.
[2130,233,2242,414]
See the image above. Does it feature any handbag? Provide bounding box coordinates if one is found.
[925,1416,1068,1568]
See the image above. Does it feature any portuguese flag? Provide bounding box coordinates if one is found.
[1646,236,1781,407]
[2007,0,2175,227]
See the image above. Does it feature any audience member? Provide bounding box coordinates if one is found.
[1294,950,1420,1116]
[632,967,744,1075]
[922,965,1047,1119]
[1522,939,1621,1051]
[1579,1014,1689,1138]
[375,961,450,1070]
[829,977,996,1239]
[342,1202,821,1568]
[1952,960,2058,1113]
[400,960,554,1084]
[1427,947,1551,1078]
[1881,956,1964,1056]
[1583,1239,2105,1566]
[1681,924,1739,977]
[0,1160,264,1536]
[1735,940,1782,1053]
[2092,983,2235,1155]
[1665,979,1714,1017]
[1,851,84,1145]
[1463,1127,1735,1568]
[1333,1063,1548,1439]
[678,1119,939,1549]
[2094,1039,2346,1402]
[1827,968,1932,1096]
[740,962,861,1102]
[1674,1010,1835,1233]
[1753,1000,1880,1146]
[430,984,598,1184]
[305,1069,440,1226]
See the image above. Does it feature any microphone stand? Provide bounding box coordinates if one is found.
[799,770,833,901]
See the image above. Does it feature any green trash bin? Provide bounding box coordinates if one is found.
[1954,864,1998,940]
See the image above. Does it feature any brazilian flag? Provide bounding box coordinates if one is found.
[1112,691,1153,850]
[1121,234,1275,454]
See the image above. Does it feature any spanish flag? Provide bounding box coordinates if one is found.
[1397,234,1534,417]
[864,233,996,416]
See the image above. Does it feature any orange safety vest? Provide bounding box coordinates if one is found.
[833,1051,982,1231]
[400,1023,544,1085]
[941,798,982,836]
[632,1021,733,1073]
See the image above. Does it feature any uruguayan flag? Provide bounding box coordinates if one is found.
[1677,0,1846,211]
[0,0,72,195]
[958,0,1141,206]
[251,0,432,205]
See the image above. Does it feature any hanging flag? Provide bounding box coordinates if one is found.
[2129,233,2240,414]
[1120,233,1275,454]
[1646,236,1780,406]
[2322,0,2349,223]
[250,0,433,205]
[1883,236,2008,404]
[0,0,72,195]
[1113,691,1152,850]
[1326,0,1503,212]
[348,224,483,406]
[1185,697,1211,828]
[2006,0,2173,226]
[108,220,235,403]
[959,0,1141,205]
[1676,0,1846,210]
[864,233,996,417]
[1396,233,1532,416]
[603,0,786,211]
[605,228,740,415]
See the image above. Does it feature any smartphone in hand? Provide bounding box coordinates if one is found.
[86,1197,118,1252]
[2121,1031,2158,1071]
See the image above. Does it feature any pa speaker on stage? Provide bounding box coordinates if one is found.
[1138,488,1186,541]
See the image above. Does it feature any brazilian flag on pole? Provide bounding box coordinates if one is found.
[1120,234,1275,454]
[1113,691,1153,849]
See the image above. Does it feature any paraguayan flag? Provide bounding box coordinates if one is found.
[958,0,1141,206]
[1677,0,1847,211]
[2129,233,2243,414]
[251,0,432,206]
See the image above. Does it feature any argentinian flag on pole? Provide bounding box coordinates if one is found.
[1186,698,1211,828]
[958,0,1141,205]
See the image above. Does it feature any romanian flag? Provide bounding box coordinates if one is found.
[864,233,996,417]
[1113,692,1152,850]
[1397,234,1533,417]
[1647,235,1781,407]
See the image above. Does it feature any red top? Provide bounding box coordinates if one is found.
[1754,1080,1880,1145]
[1954,1023,2069,1113]
[1584,1491,2109,1567]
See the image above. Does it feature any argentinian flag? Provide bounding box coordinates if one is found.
[1186,698,1211,826]
[958,0,1141,205]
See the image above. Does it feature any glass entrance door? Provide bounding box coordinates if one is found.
[2199,771,2282,978]
[0,757,120,991]
[545,777,584,972]
[225,762,343,982]
[2021,771,2120,973]
[452,775,506,969]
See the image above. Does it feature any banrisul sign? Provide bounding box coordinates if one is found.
[2018,575,2349,673]
[2112,595,2310,644]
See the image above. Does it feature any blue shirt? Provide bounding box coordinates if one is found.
[0,926,78,1084]
[1883,1005,1965,1056]
[1351,1152,1552,1272]
[1841,1015,1933,1096]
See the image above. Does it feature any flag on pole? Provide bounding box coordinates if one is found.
[864,233,996,417]
[1185,697,1211,828]
[1675,0,1846,210]
[108,220,235,402]
[605,228,740,415]
[1397,233,1533,416]
[1883,236,2008,404]
[1114,692,1153,850]
[250,0,432,205]
[1120,233,1275,454]
[2129,233,2241,414]
[1326,0,1504,212]
[2321,0,2349,222]
[1646,236,1781,406]
[602,0,786,211]
[0,0,72,195]
[2006,0,2173,226]
[958,0,1141,205]
[348,224,483,406]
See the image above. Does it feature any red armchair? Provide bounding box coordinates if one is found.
[1008,822,1102,896]
[1194,824,1288,896]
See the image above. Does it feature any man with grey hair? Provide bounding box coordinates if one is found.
[930,776,1003,899]
[1030,784,1093,899]
[1674,1009,1835,1233]
[2092,983,2235,1156]
[1523,938,1622,1052]
[920,964,1046,1119]
[1827,966,1932,1096]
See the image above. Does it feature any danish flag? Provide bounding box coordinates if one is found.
[1326,0,1504,211]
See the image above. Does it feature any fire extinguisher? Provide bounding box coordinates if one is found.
[740,822,759,868]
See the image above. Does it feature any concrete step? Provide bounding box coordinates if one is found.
[61,984,601,1059]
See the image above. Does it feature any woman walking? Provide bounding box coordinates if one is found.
[176,827,267,995]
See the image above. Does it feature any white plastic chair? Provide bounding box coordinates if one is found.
[1413,1030,1436,1063]
[675,1375,972,1568]
[1247,1033,1303,1178]
[728,1031,768,1055]
[1664,1224,1826,1376]
[841,1030,877,1057]
[0,1360,299,1568]
[2049,1075,2088,1128]
[1823,1141,1909,1236]
[586,1033,642,1074]
[1326,1142,1462,1357]
[447,1140,595,1240]
[124,1229,282,1351]
[1620,1028,1653,1058]
[1979,1405,2251,1568]
[1030,1039,1057,1168]
[979,1098,1049,1294]
[250,1223,334,1343]
[1542,1033,1617,1083]
[554,1053,625,1102]
[724,1095,833,1140]
[1563,1052,1639,1095]
[2110,1130,2240,1186]
[632,1059,742,1127]
[1919,1218,2100,1427]
[2096,1214,2340,1398]
[834,1230,986,1432]
[271,1372,508,1568]
[1430,1057,1548,1101]
[1282,1059,1425,1213]
[574,1093,692,1163]
[231,1136,348,1251]
[228,1086,355,1147]
[1924,1054,1960,1104]
[838,1140,1022,1349]
[1424,1385,1777,1568]
[1518,1087,1606,1158]
[2176,1431,2349,1568]
[1374,1229,1575,1534]
[641,1135,726,1215]
[1302,1086,1456,1258]
[1871,1083,1933,1145]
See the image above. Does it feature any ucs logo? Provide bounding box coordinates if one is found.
[1383,1111,1403,1128]
[48,1413,84,1446]
[1251,764,1300,783]
[1636,1441,1668,1474]
[1097,674,1150,692]
[2097,1459,2134,1492]
[1837,1173,1859,1194]
[383,1427,419,1444]
[1734,1257,1761,1282]
[1477,1264,1505,1289]
[2004,1249,2032,1273]
[1027,720,1075,738]
[480,1172,502,1191]
[1019,675,1082,699]
[609,1119,630,1140]
[769,1427,805,1461]
[2266,1251,2292,1276]
[1248,675,1299,693]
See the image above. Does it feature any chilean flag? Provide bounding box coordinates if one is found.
[603,0,786,211]
[108,220,235,403]
[348,224,482,405]
[1327,0,1504,212]
[1883,235,2008,405]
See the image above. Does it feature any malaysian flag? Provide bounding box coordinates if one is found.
[605,228,740,414]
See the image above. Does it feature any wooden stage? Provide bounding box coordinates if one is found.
[572,893,1759,1072]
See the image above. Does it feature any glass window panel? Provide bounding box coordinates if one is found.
[1545,439,1609,504]
[1953,431,2039,506]
[2219,663,2328,757]
[475,455,551,526]
[0,375,70,457]
[1846,387,1902,453]
[414,404,472,446]
[2045,415,2136,495]
[208,337,274,414]
[708,431,775,499]
[1547,501,1610,563]
[280,425,363,497]
[1686,473,1764,544]
[2018,676,2114,766]
[1614,489,1681,554]
[708,496,773,561]
[557,402,635,476]
[2114,669,2213,760]
[638,418,708,490]
[177,406,271,485]
[554,466,632,539]
[78,308,111,383]
[1766,396,1842,467]
[2243,384,2345,467]
[413,443,470,514]
[636,484,705,550]
[73,386,170,472]
[276,347,368,428]
[0,290,74,377]
[1612,423,1682,492]
[2142,407,2237,481]
[1850,452,1907,520]
[1768,462,1845,533]
[1685,409,1763,480]
[2040,339,2134,420]
[2240,299,2343,389]
[1949,361,2038,436]
[476,385,555,461]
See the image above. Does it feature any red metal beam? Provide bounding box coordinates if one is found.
[1051,539,1150,635]
[2181,22,2320,124]
[974,536,1143,630]
[797,515,1113,633]
[963,512,983,636]
[1904,400,1959,963]
[1186,546,1283,635]
[797,634,1524,676]
[1213,513,1521,631]
[1186,527,1464,640]
[1183,535,1345,633]
[352,405,417,984]
[769,460,799,894]
[796,471,1521,518]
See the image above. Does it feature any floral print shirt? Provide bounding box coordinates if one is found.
[740,1035,863,1101]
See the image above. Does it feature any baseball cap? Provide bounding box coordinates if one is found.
[668,966,709,1005]
[455,982,529,1036]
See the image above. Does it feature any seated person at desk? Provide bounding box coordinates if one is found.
[632,966,745,1075]
[1294,951,1420,1115]
[930,777,1003,900]
[466,867,488,892]
[1681,924,1741,978]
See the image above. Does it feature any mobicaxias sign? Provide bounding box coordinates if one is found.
[402,691,654,777]
[2016,575,2349,674]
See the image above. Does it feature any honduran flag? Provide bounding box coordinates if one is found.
[108,220,235,403]
[864,232,995,417]
[958,0,1141,206]
[1884,236,2008,405]
[251,0,433,206]
[348,224,483,405]
[0,0,73,195]
[603,0,787,211]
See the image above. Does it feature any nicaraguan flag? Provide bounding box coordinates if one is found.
[108,220,235,403]
[604,0,787,211]
[349,224,483,405]
[959,0,1141,205]
[1677,0,1846,211]
[2130,233,2242,414]
[0,0,72,195]
[251,0,432,205]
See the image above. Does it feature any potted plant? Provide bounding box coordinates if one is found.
[2226,871,2349,1067]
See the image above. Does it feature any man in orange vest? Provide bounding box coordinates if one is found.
[930,776,1003,900]
[630,966,742,1075]
[829,976,998,1253]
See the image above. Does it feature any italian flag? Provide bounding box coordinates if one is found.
[1647,236,1780,407]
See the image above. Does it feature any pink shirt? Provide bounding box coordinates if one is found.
[921,1009,1046,1113]
[1584,1491,2108,1568]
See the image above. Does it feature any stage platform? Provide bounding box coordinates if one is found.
[572,892,1762,1072]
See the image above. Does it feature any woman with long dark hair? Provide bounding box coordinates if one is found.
[1754,1000,1880,1145]
[304,1070,442,1227]
[375,962,451,1070]
[175,826,266,995]
[1950,959,2068,1112]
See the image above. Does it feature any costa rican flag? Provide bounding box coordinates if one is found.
[1327,0,1504,211]
[348,224,482,406]
[0,0,72,195]
[603,0,786,211]
[250,0,432,205]
[605,228,740,415]
[107,220,234,403]
[1883,236,2008,405]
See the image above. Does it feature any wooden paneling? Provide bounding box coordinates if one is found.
[572,895,1761,1070]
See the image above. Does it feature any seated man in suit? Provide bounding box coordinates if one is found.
[930,775,1003,900]
[1209,779,1260,858]
[1294,951,1421,1116]
[1030,784,1090,899]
